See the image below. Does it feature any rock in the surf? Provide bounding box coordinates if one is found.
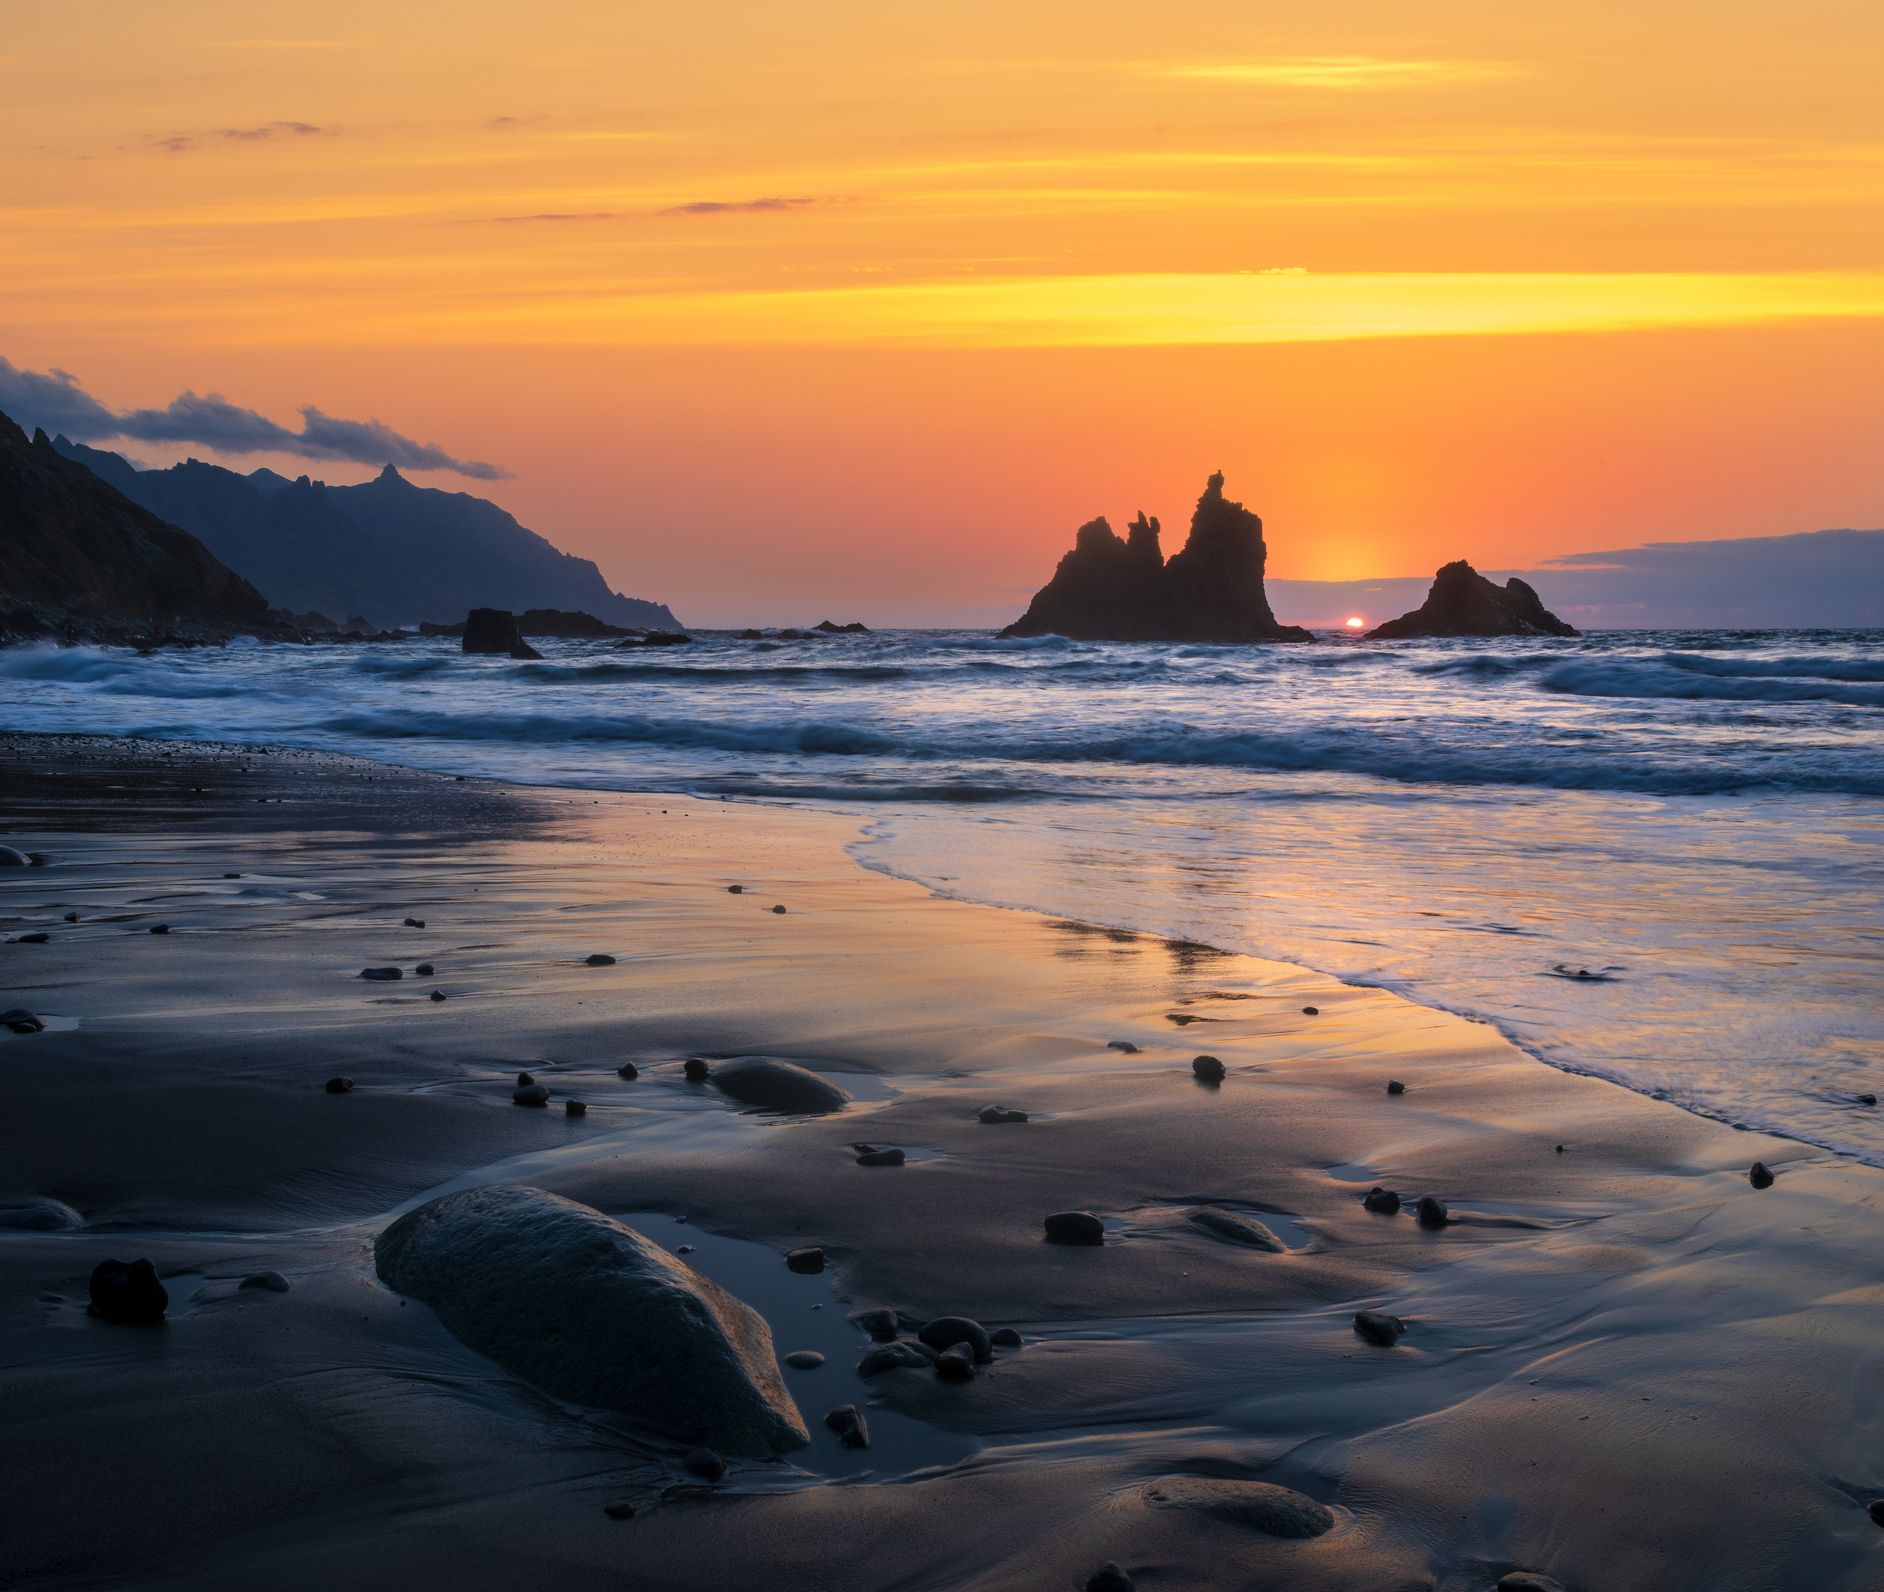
[1362,1186,1401,1215]
[919,1315,992,1362]
[1496,1575,1567,1592]
[1,1008,45,1033]
[851,1307,901,1342]
[584,953,616,966]
[373,1185,808,1455]
[617,1062,640,1080]
[824,1403,871,1449]
[682,1447,727,1480]
[1353,1309,1406,1346]
[360,966,402,981]
[683,1058,711,1081]
[1044,1210,1106,1245]
[0,1196,81,1230]
[1186,1206,1286,1252]
[89,1257,168,1324]
[934,1343,977,1381]
[785,1246,826,1274]
[858,1341,936,1376]
[325,1076,354,1094]
[784,1350,825,1369]
[1386,1079,1407,1095]
[513,1083,549,1106]
[461,607,542,660]
[1416,1195,1450,1229]
[1192,1054,1226,1082]
[241,1271,291,1293]
[990,1326,1025,1349]
[854,1145,905,1166]
[711,1057,851,1114]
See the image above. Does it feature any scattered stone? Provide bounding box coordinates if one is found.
[1858,1094,1877,1107]
[1086,1565,1135,1592]
[727,884,744,894]
[858,1341,936,1376]
[149,923,170,934]
[429,990,446,1002]
[1554,1143,1565,1153]
[784,1350,825,1369]
[683,1058,711,1081]
[565,1099,588,1117]
[918,1316,993,1362]
[0,845,30,866]
[325,1076,354,1094]
[854,1145,905,1167]
[0,1196,82,1231]
[415,962,434,976]
[1301,1005,1319,1015]
[14,931,48,944]
[682,1448,726,1480]
[1186,1207,1285,1252]
[990,1326,1025,1349]
[676,1244,694,1255]
[711,1057,851,1114]
[978,1105,1028,1124]
[1191,1054,1226,1083]
[1386,1079,1406,1095]
[785,1246,825,1274]
[771,904,787,915]
[1131,1475,1334,1538]
[934,1344,977,1381]
[240,1271,291,1293]
[404,917,425,928]
[1416,1195,1450,1229]
[1497,1576,1566,1592]
[824,1403,870,1449]
[1362,1186,1401,1215]
[852,1307,901,1341]
[517,1071,536,1087]
[1749,1162,1775,1189]
[1044,1211,1106,1246]
[1,1008,46,1033]
[360,966,402,981]
[1107,1040,1140,1053]
[617,1062,640,1080]
[1353,1309,1406,1346]
[603,1500,637,1520]
[223,871,240,879]
[63,912,79,922]
[584,953,617,966]
[374,1186,809,1454]
[513,1083,549,1107]
[88,1257,168,1324]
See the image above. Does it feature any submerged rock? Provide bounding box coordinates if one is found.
[1186,1207,1285,1252]
[1386,1079,1407,1095]
[1367,560,1577,639]
[617,1062,640,1080]
[858,1341,936,1376]
[583,953,617,967]
[918,1316,992,1362]
[990,1326,1025,1349]
[851,1307,901,1342]
[374,1185,808,1456]
[683,1058,711,1082]
[1107,1040,1140,1053]
[565,1099,587,1117]
[241,1271,291,1293]
[682,1447,726,1479]
[0,845,30,866]
[1044,1210,1106,1246]
[711,1057,851,1114]
[824,1403,871,1448]
[1130,1475,1334,1539]
[853,1145,905,1167]
[1353,1309,1406,1346]
[89,1257,168,1324]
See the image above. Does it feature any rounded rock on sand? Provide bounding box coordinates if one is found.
[414,962,434,976]
[919,1315,992,1362]
[1386,1079,1407,1095]
[785,1246,825,1274]
[325,1076,354,1095]
[784,1349,825,1369]
[1191,1054,1226,1083]
[149,923,170,935]
[565,1099,587,1117]
[726,884,744,894]
[430,990,446,1002]
[682,1447,726,1481]
[512,1083,549,1107]
[683,1058,712,1082]
[1131,1475,1334,1539]
[854,1145,905,1167]
[852,1307,901,1342]
[978,1104,1028,1124]
[1748,1162,1775,1189]
[1857,1093,1877,1107]
[1362,1186,1401,1215]
[1301,1005,1319,1015]
[1086,1564,1136,1592]
[0,844,31,867]
[990,1326,1025,1349]
[1107,1040,1140,1054]
[88,1257,168,1324]
[1353,1308,1405,1346]
[14,931,48,944]
[0,1196,82,1231]
[1416,1195,1449,1229]
[858,1341,935,1376]
[240,1271,291,1293]
[1,1008,46,1034]
[617,1062,640,1080]
[711,1057,851,1114]
[360,965,401,981]
[824,1403,870,1449]
[1044,1210,1106,1246]
[583,953,617,966]
[64,911,80,922]
[603,1500,637,1520]
[516,1071,536,1087]
[404,917,425,928]
[934,1343,977,1381]
[1497,1575,1566,1592]
[771,904,787,914]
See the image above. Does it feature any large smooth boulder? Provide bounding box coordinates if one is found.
[374,1185,809,1456]
[710,1057,852,1114]
[1367,561,1577,639]
[461,607,543,660]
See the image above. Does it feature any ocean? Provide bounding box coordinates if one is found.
[5,626,1881,1162]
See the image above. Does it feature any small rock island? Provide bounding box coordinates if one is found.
[1002,472,1313,643]
[1367,560,1578,639]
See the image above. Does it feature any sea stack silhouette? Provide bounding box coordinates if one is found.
[1002,472,1312,643]
[1367,560,1578,638]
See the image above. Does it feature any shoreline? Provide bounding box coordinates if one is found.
[3,733,1881,1588]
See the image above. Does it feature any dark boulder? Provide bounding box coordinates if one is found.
[813,619,870,633]
[89,1257,168,1324]
[785,1246,825,1274]
[1002,473,1313,643]
[978,1104,1029,1124]
[1191,1054,1226,1083]
[918,1316,993,1362]
[1749,1162,1775,1189]
[824,1403,871,1447]
[850,1306,901,1341]
[462,607,543,659]
[1353,1308,1406,1346]
[683,1447,727,1480]
[1086,1565,1136,1592]
[1416,1195,1450,1229]
[934,1344,977,1381]
[360,966,402,981]
[1044,1210,1106,1245]
[514,608,632,638]
[1362,1186,1401,1215]
[1186,1207,1285,1251]
[325,1076,354,1094]
[1,1008,45,1033]
[1367,561,1577,639]
[711,1057,851,1114]
[513,1083,549,1106]
[858,1340,936,1376]
[584,953,617,966]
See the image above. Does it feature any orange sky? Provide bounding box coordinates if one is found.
[6,1,1883,623]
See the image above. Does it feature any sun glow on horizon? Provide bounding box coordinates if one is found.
[1344,616,1367,630]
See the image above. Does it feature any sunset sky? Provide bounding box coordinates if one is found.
[6,1,1883,623]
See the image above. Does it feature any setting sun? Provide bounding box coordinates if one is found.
[1344,615,1366,629]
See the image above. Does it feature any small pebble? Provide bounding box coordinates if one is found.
[852,1307,900,1341]
[603,1501,637,1520]
[1191,1054,1226,1083]
[240,1271,291,1293]
[565,1099,587,1117]
[324,1076,354,1094]
[934,1343,977,1381]
[858,1341,936,1376]
[824,1403,870,1449]
[63,912,79,922]
[404,917,425,928]
[360,966,401,981]
[785,1246,825,1274]
[15,931,48,944]
[512,1083,549,1107]
[617,1062,640,1080]
[429,990,446,1002]
[1386,1079,1406,1095]
[1416,1195,1449,1229]
[727,885,744,894]
[1362,1186,1400,1215]
[1301,1005,1319,1015]
[977,1105,1028,1124]
[1857,1093,1877,1106]
[989,1326,1024,1349]
[1749,1162,1774,1189]
[771,904,787,915]
[1043,1210,1105,1246]
[149,923,170,935]
[919,1316,993,1362]
[1353,1308,1406,1346]
[1086,1563,1136,1592]
[516,1071,536,1087]
[683,1058,711,1081]
[1106,1040,1139,1053]
[784,1350,825,1369]
[676,1244,695,1255]
[584,953,616,966]
[414,962,434,976]
[682,1448,725,1481]
[855,1146,905,1167]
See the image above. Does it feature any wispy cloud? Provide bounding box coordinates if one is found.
[0,358,506,479]
[657,195,824,217]
[149,121,332,154]
[1158,56,1526,89]
[486,211,621,224]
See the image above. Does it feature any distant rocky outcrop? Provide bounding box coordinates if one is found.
[1002,473,1312,643]
[52,438,679,632]
[0,408,286,645]
[461,607,542,659]
[813,619,870,633]
[424,608,635,639]
[1366,561,1578,639]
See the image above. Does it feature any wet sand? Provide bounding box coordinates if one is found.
[2,734,1880,1590]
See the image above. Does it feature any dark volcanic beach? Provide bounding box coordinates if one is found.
[3,734,1880,1591]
